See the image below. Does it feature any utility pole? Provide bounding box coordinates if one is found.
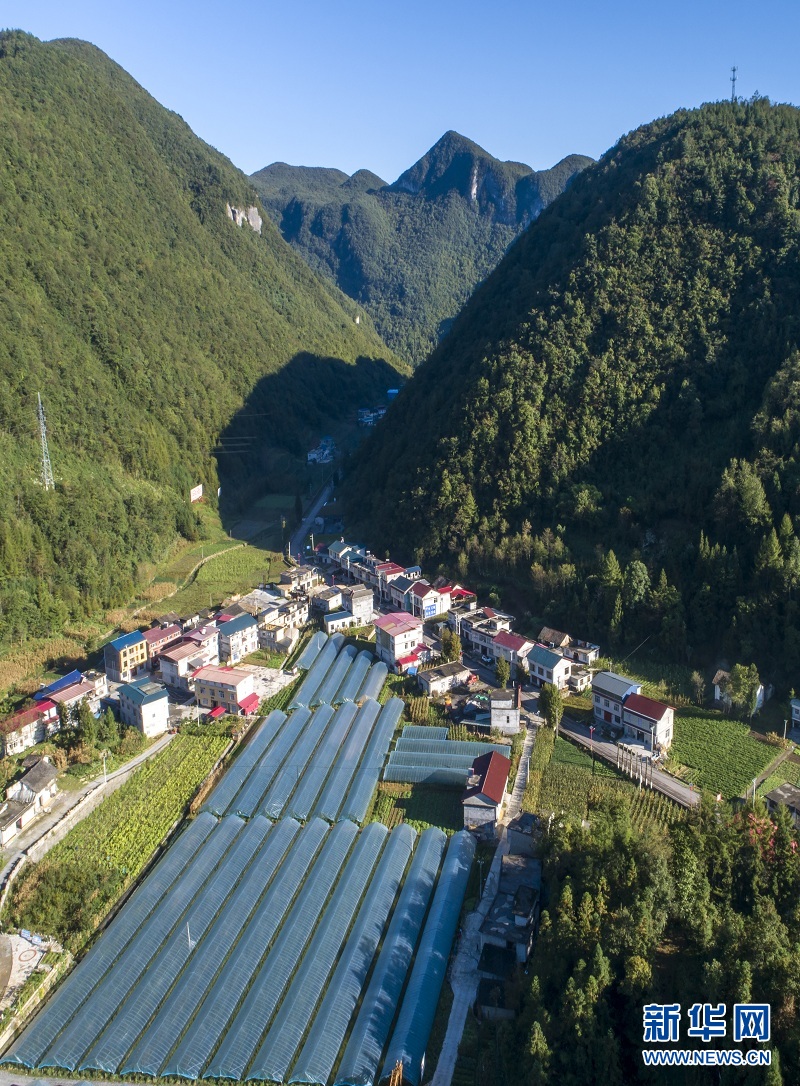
[37,393,54,491]
[730,65,737,102]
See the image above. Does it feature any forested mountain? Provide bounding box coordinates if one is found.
[0,31,402,645]
[345,99,800,684]
[252,132,592,364]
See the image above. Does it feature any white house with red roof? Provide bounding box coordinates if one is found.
[0,700,59,757]
[462,750,510,830]
[492,630,534,671]
[374,612,423,668]
[621,693,675,752]
[409,580,452,620]
[193,665,258,715]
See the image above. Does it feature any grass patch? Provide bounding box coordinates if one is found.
[245,648,285,669]
[757,755,800,798]
[165,543,284,616]
[667,707,777,798]
[596,654,694,705]
[371,782,464,834]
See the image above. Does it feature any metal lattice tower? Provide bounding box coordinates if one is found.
[731,65,737,102]
[37,392,54,490]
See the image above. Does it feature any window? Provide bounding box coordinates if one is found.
[604,699,609,708]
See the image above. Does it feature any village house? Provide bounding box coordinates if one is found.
[454,607,514,658]
[327,540,366,573]
[49,680,99,720]
[373,562,408,602]
[7,756,58,813]
[490,690,521,735]
[217,614,258,665]
[712,668,769,713]
[537,626,600,666]
[462,750,510,831]
[374,612,423,669]
[104,631,148,684]
[193,665,258,715]
[394,645,433,675]
[159,641,208,691]
[388,574,419,612]
[621,693,675,753]
[118,678,170,738]
[183,625,220,666]
[478,854,541,983]
[313,587,344,614]
[343,584,374,626]
[592,671,643,729]
[765,783,800,828]
[418,661,471,697]
[142,623,183,665]
[323,611,359,635]
[409,580,452,620]
[0,700,59,757]
[526,644,573,690]
[491,631,534,674]
[279,565,321,595]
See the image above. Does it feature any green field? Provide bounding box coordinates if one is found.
[371,783,464,834]
[164,544,284,616]
[5,735,228,950]
[667,707,777,798]
[526,734,681,831]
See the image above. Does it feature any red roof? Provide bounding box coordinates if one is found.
[450,588,474,600]
[374,612,422,637]
[143,623,182,645]
[484,607,497,619]
[37,699,57,714]
[0,706,44,735]
[411,581,434,598]
[463,750,510,806]
[624,693,671,721]
[238,692,260,714]
[493,630,531,653]
[207,705,226,720]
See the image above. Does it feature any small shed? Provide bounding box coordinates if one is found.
[462,750,509,830]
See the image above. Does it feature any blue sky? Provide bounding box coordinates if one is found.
[5,1,800,180]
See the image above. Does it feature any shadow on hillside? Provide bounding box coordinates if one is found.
[217,351,399,524]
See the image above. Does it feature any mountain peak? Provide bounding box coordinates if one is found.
[389,130,532,204]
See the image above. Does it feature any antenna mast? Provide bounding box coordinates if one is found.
[730,65,737,102]
[37,392,54,491]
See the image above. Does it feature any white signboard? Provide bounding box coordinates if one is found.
[190,484,203,503]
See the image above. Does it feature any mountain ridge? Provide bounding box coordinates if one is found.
[251,133,592,364]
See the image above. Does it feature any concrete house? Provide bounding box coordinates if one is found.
[462,750,510,830]
[142,623,183,665]
[621,693,674,753]
[119,678,170,738]
[343,584,374,626]
[0,700,58,757]
[160,641,208,691]
[455,608,514,657]
[217,614,258,665]
[418,661,471,697]
[592,671,642,729]
[279,565,321,594]
[388,575,418,613]
[193,666,258,715]
[765,783,800,828]
[184,625,220,666]
[792,698,800,728]
[490,690,521,735]
[374,612,423,668]
[491,631,534,673]
[104,631,148,684]
[7,756,58,812]
[526,644,572,690]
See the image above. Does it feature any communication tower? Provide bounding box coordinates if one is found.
[37,392,54,491]
[730,65,737,102]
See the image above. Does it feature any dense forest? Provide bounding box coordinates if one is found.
[493,792,795,1085]
[252,132,591,364]
[345,99,800,685]
[0,31,402,648]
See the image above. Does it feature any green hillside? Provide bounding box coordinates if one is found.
[345,99,800,684]
[252,132,591,365]
[0,31,402,647]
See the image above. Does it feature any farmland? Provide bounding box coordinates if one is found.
[5,735,228,949]
[757,754,800,799]
[371,783,464,834]
[666,707,777,798]
[525,732,682,831]
[163,543,284,617]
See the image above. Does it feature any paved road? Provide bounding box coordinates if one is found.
[0,732,174,884]
[289,482,333,561]
[559,716,700,807]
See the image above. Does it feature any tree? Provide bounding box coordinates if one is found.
[76,698,97,748]
[690,670,705,706]
[623,559,650,608]
[440,627,461,662]
[539,682,564,732]
[495,656,511,688]
[97,707,119,747]
[294,492,303,526]
[729,662,761,720]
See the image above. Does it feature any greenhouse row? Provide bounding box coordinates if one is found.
[6,811,475,1086]
[289,636,386,712]
[203,695,401,825]
[383,727,511,785]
